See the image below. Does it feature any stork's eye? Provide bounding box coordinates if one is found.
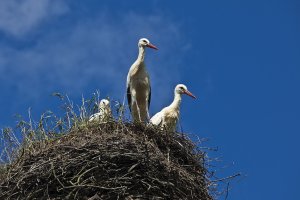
[179,87,185,92]
[142,40,147,43]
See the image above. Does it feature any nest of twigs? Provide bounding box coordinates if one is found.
[0,121,212,200]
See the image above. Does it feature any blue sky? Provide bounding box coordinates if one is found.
[0,0,299,199]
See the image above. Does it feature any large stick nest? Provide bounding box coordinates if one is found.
[0,122,212,200]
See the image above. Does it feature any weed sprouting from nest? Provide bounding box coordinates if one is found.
[0,92,99,164]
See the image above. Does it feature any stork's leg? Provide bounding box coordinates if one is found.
[135,102,142,122]
[161,118,166,131]
[146,103,150,121]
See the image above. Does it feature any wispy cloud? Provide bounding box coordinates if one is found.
[0,0,68,37]
[0,2,190,117]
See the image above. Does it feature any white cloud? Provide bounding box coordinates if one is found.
[0,6,190,115]
[0,0,68,37]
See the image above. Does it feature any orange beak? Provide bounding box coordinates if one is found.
[147,43,158,50]
[184,90,196,99]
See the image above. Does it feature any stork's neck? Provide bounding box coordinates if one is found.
[136,46,146,64]
[170,92,182,110]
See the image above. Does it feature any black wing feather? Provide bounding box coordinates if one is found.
[148,85,151,109]
[127,86,132,112]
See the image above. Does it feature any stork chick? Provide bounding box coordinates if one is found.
[150,84,196,132]
[89,99,112,123]
[126,38,158,122]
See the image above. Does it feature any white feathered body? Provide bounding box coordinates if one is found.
[89,100,112,123]
[150,105,179,132]
[127,60,150,122]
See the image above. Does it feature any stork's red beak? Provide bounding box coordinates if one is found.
[184,90,196,99]
[147,43,158,50]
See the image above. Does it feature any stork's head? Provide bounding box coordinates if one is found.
[138,38,158,50]
[175,84,196,99]
[99,99,110,109]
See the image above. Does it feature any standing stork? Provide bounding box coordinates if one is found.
[150,84,196,132]
[89,99,112,123]
[126,38,158,122]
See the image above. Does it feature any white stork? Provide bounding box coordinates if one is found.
[150,84,196,131]
[89,99,112,123]
[126,38,158,122]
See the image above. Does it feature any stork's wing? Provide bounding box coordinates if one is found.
[127,86,132,112]
[148,85,151,109]
[150,112,163,126]
[89,113,100,122]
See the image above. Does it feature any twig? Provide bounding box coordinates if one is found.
[224,182,230,200]
[51,162,65,188]
[211,173,241,183]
